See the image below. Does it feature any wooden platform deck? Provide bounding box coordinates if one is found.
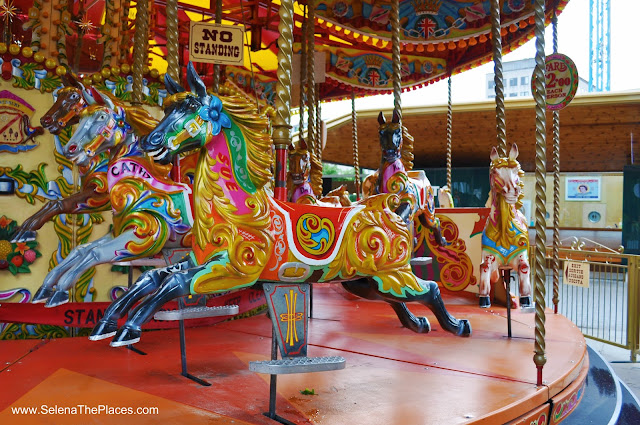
[0,285,587,424]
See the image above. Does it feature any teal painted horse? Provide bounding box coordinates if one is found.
[90,63,471,347]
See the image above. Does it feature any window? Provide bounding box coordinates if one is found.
[509,92,517,97]
[521,76,528,85]
[521,91,529,96]
[488,81,495,89]
[510,78,518,86]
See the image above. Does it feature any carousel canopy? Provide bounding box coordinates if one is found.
[4,0,568,103]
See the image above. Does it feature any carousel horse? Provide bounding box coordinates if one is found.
[11,74,111,243]
[362,110,446,248]
[32,90,193,308]
[479,144,531,308]
[89,63,471,347]
[287,139,351,206]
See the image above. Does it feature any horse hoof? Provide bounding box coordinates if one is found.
[44,290,70,308]
[110,326,141,347]
[415,316,431,333]
[479,296,491,308]
[519,296,532,308]
[32,287,54,304]
[89,320,118,341]
[457,319,472,337]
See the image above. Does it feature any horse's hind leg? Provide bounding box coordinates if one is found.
[342,280,431,333]
[110,265,205,347]
[89,258,192,341]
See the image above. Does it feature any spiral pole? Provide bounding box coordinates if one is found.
[446,76,453,190]
[165,0,180,83]
[306,1,323,197]
[352,92,361,199]
[490,0,507,157]
[532,0,548,387]
[272,0,295,202]
[390,0,402,122]
[213,0,222,92]
[119,0,132,63]
[299,10,307,144]
[100,0,115,69]
[131,0,149,104]
[316,89,322,161]
[551,8,560,314]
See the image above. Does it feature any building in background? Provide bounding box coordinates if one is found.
[485,58,589,99]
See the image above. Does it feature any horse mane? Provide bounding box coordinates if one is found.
[401,126,414,171]
[123,105,160,137]
[192,92,274,261]
[485,157,526,250]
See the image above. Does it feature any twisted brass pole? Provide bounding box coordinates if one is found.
[390,0,402,122]
[446,76,453,190]
[490,0,507,157]
[551,8,560,315]
[532,0,548,387]
[272,0,295,202]
[299,11,307,145]
[165,0,180,83]
[131,0,150,104]
[213,0,222,92]
[306,0,322,197]
[119,0,132,64]
[352,92,361,199]
[316,88,322,162]
[101,0,115,68]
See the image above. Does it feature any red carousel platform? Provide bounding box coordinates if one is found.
[0,285,587,425]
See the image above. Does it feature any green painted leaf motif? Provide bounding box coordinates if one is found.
[39,74,62,93]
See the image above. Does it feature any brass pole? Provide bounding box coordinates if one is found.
[299,10,307,145]
[532,0,548,386]
[390,0,402,121]
[119,1,132,64]
[446,76,453,190]
[165,0,180,83]
[101,0,115,69]
[306,1,322,197]
[490,0,507,157]
[131,0,150,104]
[352,92,361,199]
[271,0,295,202]
[552,8,560,314]
[213,0,222,92]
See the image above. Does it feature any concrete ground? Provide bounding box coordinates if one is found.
[586,339,640,399]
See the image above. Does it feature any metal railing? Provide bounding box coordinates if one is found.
[537,247,640,361]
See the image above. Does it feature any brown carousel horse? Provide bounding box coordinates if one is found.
[287,138,351,206]
[362,110,446,248]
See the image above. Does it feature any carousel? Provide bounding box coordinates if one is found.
[0,0,637,424]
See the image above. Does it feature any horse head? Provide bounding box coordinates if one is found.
[141,62,231,164]
[288,139,311,185]
[63,89,130,167]
[489,143,524,207]
[41,73,95,134]
[377,110,402,163]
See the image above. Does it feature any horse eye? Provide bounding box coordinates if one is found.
[70,93,78,100]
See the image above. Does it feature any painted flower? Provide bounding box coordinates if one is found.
[199,96,231,136]
[0,216,12,228]
[23,249,37,263]
[14,242,28,255]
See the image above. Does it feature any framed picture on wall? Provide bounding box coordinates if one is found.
[566,176,601,201]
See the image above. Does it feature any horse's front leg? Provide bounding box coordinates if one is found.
[418,211,446,247]
[44,229,141,308]
[514,253,532,307]
[32,231,114,304]
[90,258,193,341]
[479,252,497,308]
[111,263,207,347]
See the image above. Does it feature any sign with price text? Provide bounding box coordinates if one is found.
[533,53,579,110]
[563,261,590,288]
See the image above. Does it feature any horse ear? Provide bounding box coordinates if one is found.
[377,111,386,125]
[392,109,400,124]
[164,73,185,95]
[63,72,82,89]
[90,87,104,105]
[91,88,115,110]
[509,143,519,160]
[299,138,307,150]
[187,62,207,98]
[490,147,499,162]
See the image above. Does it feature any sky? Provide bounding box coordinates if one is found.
[327,0,640,118]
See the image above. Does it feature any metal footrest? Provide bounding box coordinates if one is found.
[410,256,432,266]
[249,356,346,375]
[154,305,239,321]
